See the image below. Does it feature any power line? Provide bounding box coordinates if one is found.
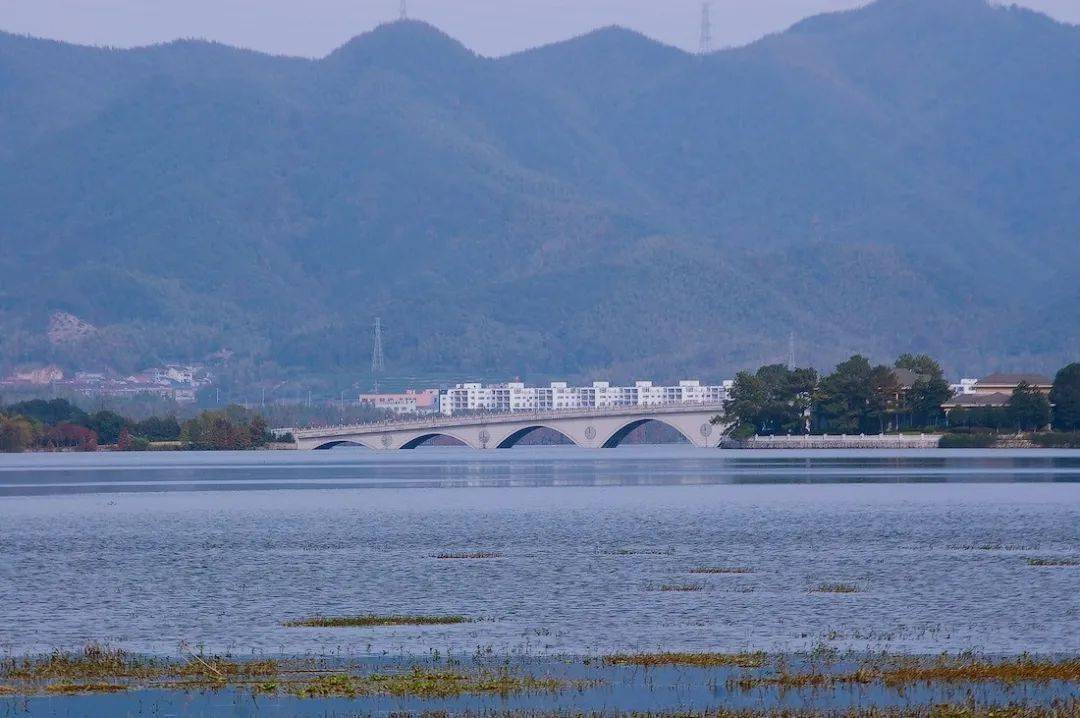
[699,2,712,56]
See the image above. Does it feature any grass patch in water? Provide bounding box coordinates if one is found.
[810,582,859,593]
[1026,557,1079,567]
[284,614,474,628]
[416,705,1076,717]
[43,682,127,694]
[690,567,753,574]
[730,655,1080,691]
[3,645,159,681]
[656,583,705,592]
[602,548,675,556]
[433,552,502,559]
[286,666,574,699]
[605,652,768,668]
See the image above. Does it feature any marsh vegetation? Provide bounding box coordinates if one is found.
[810,583,860,594]
[284,614,474,628]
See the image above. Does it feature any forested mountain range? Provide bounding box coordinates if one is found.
[1,0,1077,385]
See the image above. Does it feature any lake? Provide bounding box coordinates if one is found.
[2,447,1078,659]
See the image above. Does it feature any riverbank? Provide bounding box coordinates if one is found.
[723,435,942,449]
[723,433,1080,450]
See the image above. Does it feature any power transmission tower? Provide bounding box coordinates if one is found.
[371,317,385,392]
[399,0,407,20]
[699,2,712,56]
[788,332,796,369]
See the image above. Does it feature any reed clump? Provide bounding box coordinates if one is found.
[810,583,859,593]
[1026,557,1079,567]
[690,567,753,574]
[284,614,474,628]
[1,644,159,681]
[605,652,768,669]
[433,552,502,559]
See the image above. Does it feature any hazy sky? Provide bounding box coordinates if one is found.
[2,0,1077,57]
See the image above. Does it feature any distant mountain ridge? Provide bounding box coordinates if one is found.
[0,0,1077,384]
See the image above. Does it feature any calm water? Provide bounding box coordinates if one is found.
[1,447,1079,658]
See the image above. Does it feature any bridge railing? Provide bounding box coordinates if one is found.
[283,401,726,437]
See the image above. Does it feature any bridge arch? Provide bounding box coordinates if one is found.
[601,418,694,448]
[495,425,576,449]
[312,439,376,451]
[399,432,478,450]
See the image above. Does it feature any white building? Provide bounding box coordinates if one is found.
[438,379,731,416]
[950,378,979,396]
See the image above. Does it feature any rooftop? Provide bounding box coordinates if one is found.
[977,373,1052,387]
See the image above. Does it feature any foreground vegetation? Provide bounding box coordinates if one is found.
[0,398,284,452]
[3,645,1078,711]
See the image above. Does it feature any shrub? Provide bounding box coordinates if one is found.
[939,433,996,448]
[1030,432,1080,449]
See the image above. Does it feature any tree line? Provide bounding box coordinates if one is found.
[0,398,283,453]
[723,356,1080,440]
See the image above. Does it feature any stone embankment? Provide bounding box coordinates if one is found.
[722,434,942,449]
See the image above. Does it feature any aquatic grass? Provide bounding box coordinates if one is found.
[605,652,768,668]
[523,703,1080,717]
[949,543,1036,551]
[1,644,160,681]
[690,567,753,574]
[43,682,127,694]
[0,686,14,695]
[655,583,705,592]
[1026,557,1079,567]
[284,614,474,628]
[284,666,575,699]
[730,655,1080,691]
[602,548,675,556]
[810,583,860,594]
[289,673,363,698]
[433,552,503,559]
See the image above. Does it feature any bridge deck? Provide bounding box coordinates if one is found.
[285,403,725,440]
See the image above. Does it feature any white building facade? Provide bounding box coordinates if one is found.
[438,380,731,416]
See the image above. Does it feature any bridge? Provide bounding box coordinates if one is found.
[284,403,728,450]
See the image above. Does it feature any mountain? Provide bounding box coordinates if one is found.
[0,0,1077,387]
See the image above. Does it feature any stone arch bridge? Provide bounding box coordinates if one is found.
[285,404,728,450]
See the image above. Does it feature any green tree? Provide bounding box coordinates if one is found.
[0,415,38,452]
[868,365,902,433]
[88,410,131,445]
[1050,363,1080,431]
[135,415,182,441]
[813,355,876,433]
[723,364,817,437]
[895,353,940,377]
[6,398,88,427]
[1006,381,1051,432]
[180,405,272,450]
[895,354,952,428]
